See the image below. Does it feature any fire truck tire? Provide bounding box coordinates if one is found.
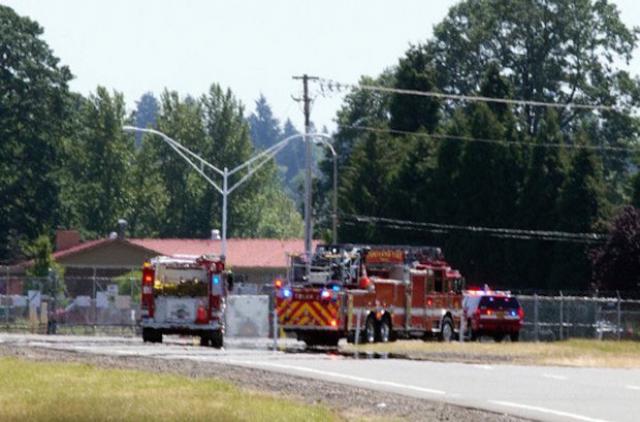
[493,334,505,342]
[509,332,520,342]
[200,335,209,347]
[363,316,377,344]
[210,330,224,349]
[439,317,454,342]
[142,328,152,343]
[378,317,391,343]
[303,334,339,347]
[142,328,162,343]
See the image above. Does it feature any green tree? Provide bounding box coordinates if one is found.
[0,6,73,261]
[389,45,440,133]
[248,94,281,151]
[154,91,207,237]
[427,0,639,133]
[74,87,134,237]
[133,92,159,148]
[517,110,568,287]
[127,135,169,237]
[551,131,609,289]
[591,206,640,292]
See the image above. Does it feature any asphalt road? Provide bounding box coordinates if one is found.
[0,333,637,422]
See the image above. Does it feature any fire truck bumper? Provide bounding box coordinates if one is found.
[141,321,222,333]
[283,325,339,331]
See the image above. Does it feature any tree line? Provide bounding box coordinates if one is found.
[315,0,640,292]
[0,6,303,264]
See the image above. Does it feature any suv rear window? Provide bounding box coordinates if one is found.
[479,296,519,309]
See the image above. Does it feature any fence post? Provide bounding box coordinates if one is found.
[559,291,564,341]
[273,307,279,351]
[534,293,539,342]
[5,266,9,327]
[616,290,622,341]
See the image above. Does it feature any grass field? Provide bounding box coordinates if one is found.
[0,357,340,422]
[343,339,640,368]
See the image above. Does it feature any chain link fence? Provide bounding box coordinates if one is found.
[0,269,141,336]
[2,268,639,341]
[518,294,640,341]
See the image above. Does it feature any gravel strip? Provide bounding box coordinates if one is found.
[0,344,529,421]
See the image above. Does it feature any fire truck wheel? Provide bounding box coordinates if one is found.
[509,332,520,342]
[200,335,210,347]
[142,328,152,343]
[493,334,505,343]
[210,330,224,349]
[378,317,391,343]
[439,317,454,342]
[143,328,161,343]
[363,316,377,344]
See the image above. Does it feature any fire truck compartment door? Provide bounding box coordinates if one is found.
[155,297,198,323]
[410,272,426,329]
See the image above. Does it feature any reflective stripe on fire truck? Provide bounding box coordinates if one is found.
[278,300,339,327]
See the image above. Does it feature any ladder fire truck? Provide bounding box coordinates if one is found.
[140,254,231,348]
[275,245,465,347]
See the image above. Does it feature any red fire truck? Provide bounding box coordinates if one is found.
[140,255,231,348]
[275,245,465,347]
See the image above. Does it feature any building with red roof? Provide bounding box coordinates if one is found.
[11,231,317,290]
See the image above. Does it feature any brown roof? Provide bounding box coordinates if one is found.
[49,238,317,269]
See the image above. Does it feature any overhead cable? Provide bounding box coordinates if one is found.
[318,78,624,112]
[341,214,606,244]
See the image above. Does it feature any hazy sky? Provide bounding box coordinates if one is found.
[3,0,639,132]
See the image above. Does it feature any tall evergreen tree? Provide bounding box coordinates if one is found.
[248,94,281,151]
[551,131,609,289]
[133,92,159,147]
[389,45,440,133]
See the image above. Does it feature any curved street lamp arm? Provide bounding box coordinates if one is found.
[227,140,289,194]
[123,126,225,177]
[122,126,224,194]
[227,133,303,177]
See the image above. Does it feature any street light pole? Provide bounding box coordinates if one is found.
[123,126,327,259]
[315,139,338,244]
[222,167,229,257]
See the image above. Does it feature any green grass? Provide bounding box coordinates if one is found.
[0,357,341,422]
[343,339,640,368]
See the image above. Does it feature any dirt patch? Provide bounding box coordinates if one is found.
[0,344,527,422]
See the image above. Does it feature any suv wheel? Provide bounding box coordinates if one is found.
[363,316,377,343]
[210,330,223,349]
[440,317,454,342]
[378,318,391,343]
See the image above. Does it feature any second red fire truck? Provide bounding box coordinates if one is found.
[140,254,231,348]
[275,245,466,346]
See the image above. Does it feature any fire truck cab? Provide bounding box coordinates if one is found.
[276,245,465,347]
[140,255,230,348]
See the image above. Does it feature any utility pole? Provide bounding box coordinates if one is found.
[293,74,318,275]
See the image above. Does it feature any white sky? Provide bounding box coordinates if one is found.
[3,0,639,132]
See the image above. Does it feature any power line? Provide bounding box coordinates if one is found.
[348,125,639,154]
[342,214,606,244]
[318,77,624,113]
[339,124,638,154]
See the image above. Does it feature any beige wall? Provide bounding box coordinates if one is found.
[57,241,153,268]
[56,241,286,285]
